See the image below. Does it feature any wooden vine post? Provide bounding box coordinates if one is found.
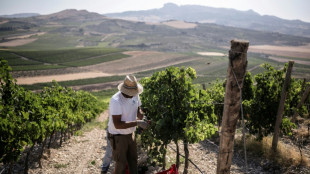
[217,40,249,174]
[272,61,294,152]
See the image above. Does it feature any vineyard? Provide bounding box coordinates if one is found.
[138,66,310,173]
[1,41,310,174]
[1,7,310,173]
[137,41,310,173]
[0,58,105,173]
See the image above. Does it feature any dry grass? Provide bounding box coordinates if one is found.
[293,117,310,140]
[294,127,310,140]
[236,135,310,167]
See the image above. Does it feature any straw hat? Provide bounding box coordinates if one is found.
[118,75,143,96]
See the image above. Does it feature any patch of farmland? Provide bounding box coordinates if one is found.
[16,72,113,85]
[79,51,203,75]
[0,38,37,47]
[249,44,310,59]
[0,20,8,25]
[7,32,45,40]
[269,56,310,66]
[15,51,202,85]
[14,47,122,64]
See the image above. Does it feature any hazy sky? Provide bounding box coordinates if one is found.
[1,0,310,22]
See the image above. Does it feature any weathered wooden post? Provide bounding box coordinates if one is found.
[217,40,249,174]
[272,61,294,152]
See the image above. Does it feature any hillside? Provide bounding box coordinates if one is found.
[104,3,310,38]
[1,8,310,86]
[36,9,105,22]
[1,9,310,52]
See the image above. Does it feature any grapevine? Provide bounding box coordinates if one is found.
[0,58,104,173]
[140,66,217,173]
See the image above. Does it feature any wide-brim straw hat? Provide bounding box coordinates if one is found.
[118,75,143,96]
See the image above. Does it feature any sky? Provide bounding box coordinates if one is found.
[0,0,310,22]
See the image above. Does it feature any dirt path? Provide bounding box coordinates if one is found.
[29,110,109,174]
[26,109,310,174]
[26,109,255,174]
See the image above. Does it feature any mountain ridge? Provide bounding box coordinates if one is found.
[104,3,310,38]
[36,9,105,21]
[1,8,310,52]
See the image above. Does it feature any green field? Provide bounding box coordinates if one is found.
[14,47,122,64]
[0,47,129,70]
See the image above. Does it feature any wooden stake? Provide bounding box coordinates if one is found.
[272,61,294,152]
[217,40,249,174]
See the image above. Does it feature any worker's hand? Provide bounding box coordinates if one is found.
[136,120,149,129]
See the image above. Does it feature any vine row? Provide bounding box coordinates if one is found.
[0,58,104,173]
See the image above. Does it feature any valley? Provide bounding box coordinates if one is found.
[1,5,310,174]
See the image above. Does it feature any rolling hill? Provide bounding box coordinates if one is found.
[104,3,310,38]
[1,9,310,52]
[1,8,310,87]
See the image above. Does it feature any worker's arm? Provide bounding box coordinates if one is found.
[137,107,144,120]
[112,115,137,129]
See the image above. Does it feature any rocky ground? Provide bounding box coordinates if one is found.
[1,110,309,174]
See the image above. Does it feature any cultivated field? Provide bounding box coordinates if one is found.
[249,44,310,59]
[4,44,309,91]
[0,38,38,47]
[15,51,202,85]
[1,37,310,90]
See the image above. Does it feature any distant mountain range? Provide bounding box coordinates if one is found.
[0,13,40,18]
[104,3,310,38]
[1,9,310,52]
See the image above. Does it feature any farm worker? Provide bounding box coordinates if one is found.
[107,75,149,174]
